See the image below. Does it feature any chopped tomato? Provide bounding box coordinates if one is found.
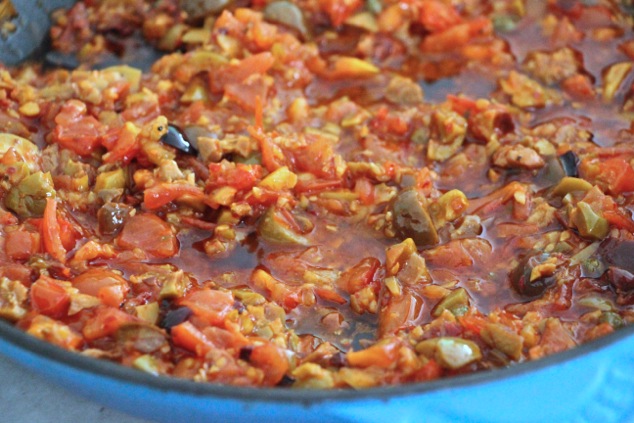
[178,289,235,327]
[144,182,207,209]
[249,342,289,386]
[72,268,130,307]
[42,199,67,263]
[224,77,269,112]
[314,287,347,305]
[421,17,492,53]
[171,321,214,355]
[116,213,179,258]
[378,291,424,336]
[346,341,399,368]
[292,135,336,178]
[319,0,361,26]
[418,0,462,33]
[207,162,264,191]
[82,306,135,341]
[604,210,634,233]
[53,100,103,156]
[248,126,287,172]
[212,52,276,90]
[412,359,443,382]
[596,158,634,195]
[5,229,41,260]
[27,315,83,350]
[30,276,71,318]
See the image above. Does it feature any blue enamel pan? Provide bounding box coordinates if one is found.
[1,318,634,423]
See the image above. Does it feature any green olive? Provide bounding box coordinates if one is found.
[416,337,482,369]
[552,177,592,196]
[432,287,469,317]
[264,1,309,38]
[5,171,56,218]
[116,323,168,354]
[570,201,609,240]
[258,207,309,245]
[480,323,523,360]
[180,0,232,19]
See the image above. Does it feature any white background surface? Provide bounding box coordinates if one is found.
[0,354,150,423]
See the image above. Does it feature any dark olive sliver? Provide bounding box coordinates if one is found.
[239,346,253,361]
[601,238,634,273]
[510,253,556,299]
[160,306,193,332]
[558,150,579,177]
[276,374,296,387]
[160,125,198,155]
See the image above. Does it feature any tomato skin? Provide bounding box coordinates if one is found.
[144,183,207,209]
[249,342,289,386]
[116,213,179,258]
[72,268,130,307]
[42,199,67,263]
[337,257,380,294]
[30,276,71,319]
[58,217,81,251]
[103,125,140,164]
[178,289,235,327]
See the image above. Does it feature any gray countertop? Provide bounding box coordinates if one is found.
[0,354,150,423]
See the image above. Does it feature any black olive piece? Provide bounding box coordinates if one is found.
[606,266,634,293]
[328,352,347,368]
[98,202,132,236]
[160,125,198,155]
[276,374,296,387]
[239,346,253,361]
[159,306,193,332]
[601,238,634,273]
[510,253,556,299]
[391,189,439,247]
[558,150,579,177]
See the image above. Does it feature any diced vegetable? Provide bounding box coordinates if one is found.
[416,337,482,370]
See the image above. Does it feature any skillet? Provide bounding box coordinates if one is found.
[1,315,634,422]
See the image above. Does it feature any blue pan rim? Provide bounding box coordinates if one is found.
[1,317,634,404]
